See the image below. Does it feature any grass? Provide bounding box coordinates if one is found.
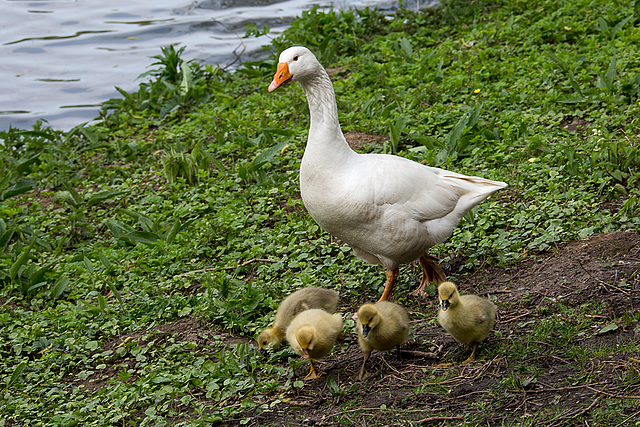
[1,0,639,425]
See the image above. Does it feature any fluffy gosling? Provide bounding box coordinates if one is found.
[257,287,338,354]
[437,281,496,363]
[355,301,410,380]
[286,308,343,379]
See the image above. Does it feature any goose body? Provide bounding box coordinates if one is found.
[355,301,410,380]
[437,281,497,363]
[269,46,507,301]
[286,308,344,379]
[257,287,339,353]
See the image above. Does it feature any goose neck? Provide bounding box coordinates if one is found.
[299,72,350,150]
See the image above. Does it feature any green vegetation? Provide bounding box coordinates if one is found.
[1,0,639,425]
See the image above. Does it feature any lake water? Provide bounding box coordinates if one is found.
[1,0,433,131]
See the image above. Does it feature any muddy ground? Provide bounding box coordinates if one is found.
[83,230,640,425]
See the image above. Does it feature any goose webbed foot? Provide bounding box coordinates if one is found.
[411,254,447,298]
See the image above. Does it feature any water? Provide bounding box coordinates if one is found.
[0,0,432,131]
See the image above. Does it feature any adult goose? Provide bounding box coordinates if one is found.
[268,46,507,301]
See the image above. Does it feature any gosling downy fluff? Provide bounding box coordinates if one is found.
[286,308,344,379]
[257,287,338,354]
[437,281,497,363]
[355,301,410,380]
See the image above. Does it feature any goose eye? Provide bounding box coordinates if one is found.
[293,55,299,61]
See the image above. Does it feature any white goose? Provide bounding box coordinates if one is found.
[268,46,507,301]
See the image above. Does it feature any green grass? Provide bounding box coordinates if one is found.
[1,0,640,424]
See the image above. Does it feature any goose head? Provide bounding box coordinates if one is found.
[268,46,321,92]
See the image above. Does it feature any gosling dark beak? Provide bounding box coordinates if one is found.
[260,348,268,357]
[441,300,450,311]
[362,324,371,337]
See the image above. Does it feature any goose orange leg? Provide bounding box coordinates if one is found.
[378,268,399,302]
[411,254,447,298]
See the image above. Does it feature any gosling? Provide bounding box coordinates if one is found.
[355,301,410,380]
[257,287,338,354]
[437,281,497,364]
[286,308,344,380]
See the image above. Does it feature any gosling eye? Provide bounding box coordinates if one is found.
[293,55,299,61]
[262,341,267,346]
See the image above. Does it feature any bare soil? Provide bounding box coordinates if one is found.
[344,131,388,151]
[77,230,640,425]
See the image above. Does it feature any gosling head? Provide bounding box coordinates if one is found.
[357,304,381,338]
[268,46,321,92]
[438,281,460,312]
[257,328,277,356]
[295,325,316,359]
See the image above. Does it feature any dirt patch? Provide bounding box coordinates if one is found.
[464,230,640,314]
[560,117,592,135]
[326,67,349,79]
[344,131,388,151]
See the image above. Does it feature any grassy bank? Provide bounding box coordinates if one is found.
[1,0,639,425]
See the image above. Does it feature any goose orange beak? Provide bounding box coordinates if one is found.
[268,62,293,92]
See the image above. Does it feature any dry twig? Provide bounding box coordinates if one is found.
[419,415,463,424]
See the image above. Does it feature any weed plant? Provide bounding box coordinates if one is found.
[0,0,639,425]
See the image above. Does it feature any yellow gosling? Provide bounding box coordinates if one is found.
[355,301,409,380]
[286,308,343,379]
[437,281,496,364]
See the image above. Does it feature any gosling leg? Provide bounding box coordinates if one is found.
[353,351,371,381]
[394,345,404,361]
[304,360,325,380]
[462,343,478,365]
